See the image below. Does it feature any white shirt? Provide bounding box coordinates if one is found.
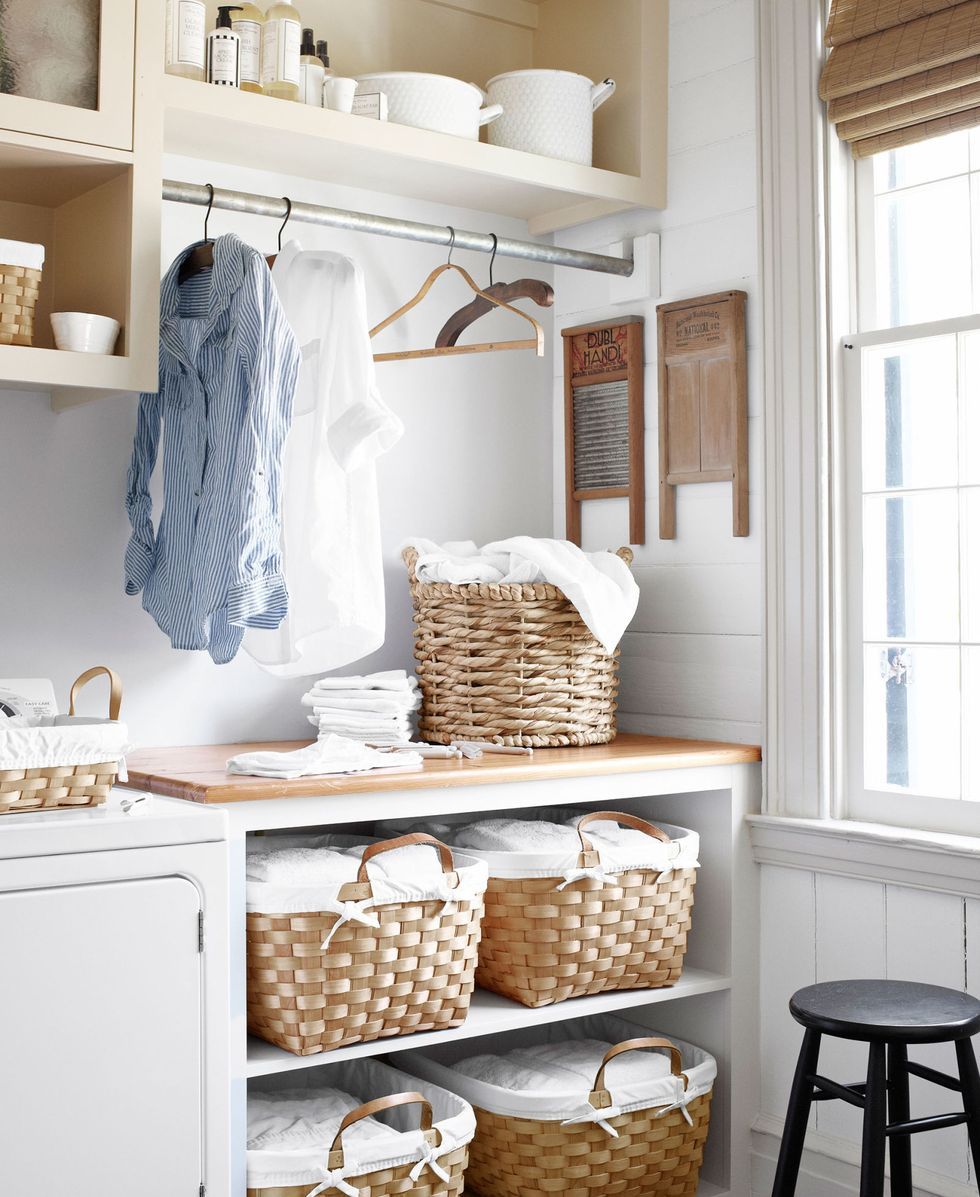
[244,241,402,677]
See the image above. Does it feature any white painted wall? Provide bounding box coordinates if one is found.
[551,0,763,747]
[0,155,552,746]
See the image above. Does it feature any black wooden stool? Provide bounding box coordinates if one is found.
[771,980,980,1197]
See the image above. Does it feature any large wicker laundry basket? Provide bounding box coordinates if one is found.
[405,1016,716,1197]
[246,834,487,1055]
[403,545,632,747]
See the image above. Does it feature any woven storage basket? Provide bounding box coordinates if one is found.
[405,1017,716,1197]
[0,666,125,815]
[247,1060,475,1197]
[474,811,697,1008]
[247,834,486,1056]
[0,262,42,346]
[403,545,632,747]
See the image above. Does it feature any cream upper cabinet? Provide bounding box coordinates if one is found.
[0,0,135,151]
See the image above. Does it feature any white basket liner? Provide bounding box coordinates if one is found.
[0,720,130,771]
[403,1012,717,1128]
[376,810,700,881]
[247,1057,476,1190]
[246,832,489,916]
[0,239,45,271]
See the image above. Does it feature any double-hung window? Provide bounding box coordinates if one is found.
[844,130,980,834]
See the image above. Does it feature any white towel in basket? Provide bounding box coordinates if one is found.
[456,1040,672,1094]
[452,817,654,855]
[248,1088,392,1151]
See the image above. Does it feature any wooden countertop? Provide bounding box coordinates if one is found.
[121,734,762,805]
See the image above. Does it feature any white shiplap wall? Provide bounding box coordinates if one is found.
[552,0,763,746]
[756,869,979,1196]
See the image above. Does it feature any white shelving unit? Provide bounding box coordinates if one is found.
[127,738,761,1197]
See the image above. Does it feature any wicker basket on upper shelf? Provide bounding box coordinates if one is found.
[0,261,42,346]
[403,545,632,748]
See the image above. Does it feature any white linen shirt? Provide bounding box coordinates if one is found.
[124,234,301,664]
[244,242,403,677]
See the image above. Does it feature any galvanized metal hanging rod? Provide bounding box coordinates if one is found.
[162,179,635,277]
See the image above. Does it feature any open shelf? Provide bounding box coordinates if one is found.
[246,968,732,1078]
[0,136,157,405]
[164,76,649,235]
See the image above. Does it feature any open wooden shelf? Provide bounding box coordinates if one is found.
[163,75,651,235]
[246,968,732,1077]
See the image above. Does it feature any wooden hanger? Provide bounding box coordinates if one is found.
[266,197,292,269]
[370,228,545,362]
[435,233,555,348]
[178,183,216,283]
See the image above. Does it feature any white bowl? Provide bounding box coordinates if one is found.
[50,312,120,355]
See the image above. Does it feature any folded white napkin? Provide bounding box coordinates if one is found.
[227,736,423,780]
[406,537,638,654]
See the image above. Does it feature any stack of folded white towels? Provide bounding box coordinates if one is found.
[301,670,421,748]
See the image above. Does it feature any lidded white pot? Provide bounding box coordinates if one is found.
[354,72,503,139]
[485,70,616,165]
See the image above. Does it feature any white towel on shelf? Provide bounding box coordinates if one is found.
[227,736,423,780]
[308,670,418,694]
[405,537,638,654]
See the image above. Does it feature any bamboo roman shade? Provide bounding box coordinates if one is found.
[821,0,980,155]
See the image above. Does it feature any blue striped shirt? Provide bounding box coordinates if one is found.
[124,234,301,664]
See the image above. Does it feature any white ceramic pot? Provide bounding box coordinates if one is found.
[50,312,120,355]
[485,70,616,165]
[354,72,503,139]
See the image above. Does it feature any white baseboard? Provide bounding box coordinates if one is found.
[751,1115,976,1197]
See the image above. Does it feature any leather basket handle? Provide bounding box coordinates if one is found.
[357,833,456,884]
[592,1037,687,1097]
[329,1092,433,1157]
[69,666,123,721]
[576,811,671,861]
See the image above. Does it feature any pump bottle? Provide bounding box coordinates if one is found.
[207,6,243,87]
[298,28,325,106]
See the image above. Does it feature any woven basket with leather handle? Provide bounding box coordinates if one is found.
[247,835,485,1056]
[463,1040,712,1197]
[0,666,123,815]
[247,1092,469,1197]
[0,262,42,346]
[403,545,632,748]
[475,812,696,1008]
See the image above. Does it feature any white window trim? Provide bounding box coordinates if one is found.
[757,0,980,853]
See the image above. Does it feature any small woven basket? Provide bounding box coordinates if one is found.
[403,545,632,748]
[247,1092,468,1197]
[247,834,485,1056]
[0,667,123,815]
[464,1040,712,1197]
[0,262,42,346]
[476,812,696,1008]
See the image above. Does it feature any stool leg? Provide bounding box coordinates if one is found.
[955,1037,980,1183]
[771,1028,822,1197]
[860,1042,888,1197]
[887,1042,913,1197]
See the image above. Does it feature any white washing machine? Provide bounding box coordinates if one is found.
[0,793,230,1197]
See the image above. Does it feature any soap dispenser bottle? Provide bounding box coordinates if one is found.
[262,1,302,101]
[298,27,324,106]
[165,0,206,81]
[207,6,243,87]
[232,3,265,94]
